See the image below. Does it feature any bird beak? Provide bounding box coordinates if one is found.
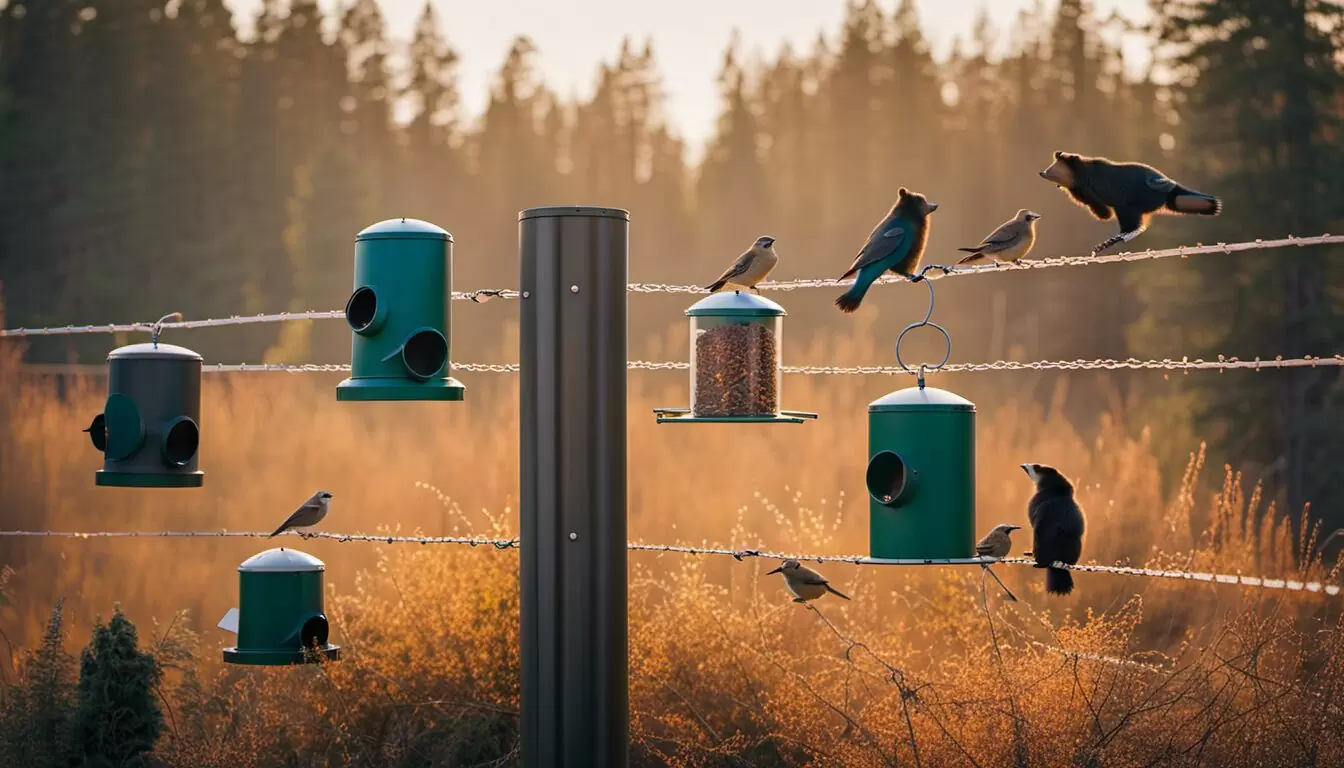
[1038,170,1049,179]
[927,202,939,212]
[1008,525,1022,531]
[1020,463,1037,481]
[1029,213,1041,220]
[767,566,783,575]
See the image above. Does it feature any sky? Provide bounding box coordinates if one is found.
[226,0,1152,157]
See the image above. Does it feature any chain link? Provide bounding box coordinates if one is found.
[185,356,1344,375]
[4,234,1340,338]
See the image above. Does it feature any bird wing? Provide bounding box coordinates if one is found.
[844,214,909,275]
[796,569,831,586]
[1145,172,1176,193]
[976,220,1022,250]
[713,248,757,283]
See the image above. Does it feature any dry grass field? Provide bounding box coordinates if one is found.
[2,330,1342,767]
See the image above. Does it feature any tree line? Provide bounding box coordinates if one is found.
[0,0,1341,524]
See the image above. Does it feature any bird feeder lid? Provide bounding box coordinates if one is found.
[106,343,203,362]
[238,548,326,573]
[869,386,976,413]
[518,206,630,221]
[685,291,786,318]
[356,218,453,242]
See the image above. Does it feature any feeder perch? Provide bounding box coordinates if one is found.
[654,291,817,424]
[336,217,466,402]
[86,342,204,488]
[867,385,975,559]
[220,548,340,665]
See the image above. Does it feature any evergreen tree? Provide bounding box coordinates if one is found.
[0,600,77,768]
[1135,0,1344,526]
[74,605,164,767]
[695,36,767,256]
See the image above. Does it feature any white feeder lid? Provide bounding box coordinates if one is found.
[238,547,326,572]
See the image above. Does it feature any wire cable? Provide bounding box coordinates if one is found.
[1,531,1336,595]
[3,234,1340,339]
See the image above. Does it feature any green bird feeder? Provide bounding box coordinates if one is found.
[336,217,466,402]
[654,291,817,424]
[867,384,976,560]
[219,548,340,665]
[85,341,204,488]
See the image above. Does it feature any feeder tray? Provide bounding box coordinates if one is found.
[220,548,340,665]
[654,291,816,424]
[336,218,466,402]
[88,342,204,488]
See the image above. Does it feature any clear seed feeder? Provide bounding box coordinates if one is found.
[654,291,817,424]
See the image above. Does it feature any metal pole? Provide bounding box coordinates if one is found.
[519,206,629,768]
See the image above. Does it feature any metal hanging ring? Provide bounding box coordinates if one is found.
[893,273,952,375]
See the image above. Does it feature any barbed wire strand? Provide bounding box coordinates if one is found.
[15,354,1344,377]
[3,234,1340,339]
[1,531,1336,595]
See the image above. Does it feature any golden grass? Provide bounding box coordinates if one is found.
[2,330,1343,766]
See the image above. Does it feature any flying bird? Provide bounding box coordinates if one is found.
[767,560,851,603]
[976,523,1021,601]
[835,187,939,313]
[269,490,334,538]
[705,236,779,294]
[957,209,1041,265]
[1039,151,1221,257]
[1021,464,1086,595]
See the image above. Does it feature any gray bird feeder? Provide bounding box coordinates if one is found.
[86,341,204,488]
[219,548,340,666]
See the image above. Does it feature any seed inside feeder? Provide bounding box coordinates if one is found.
[693,322,779,417]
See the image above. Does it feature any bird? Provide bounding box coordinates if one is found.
[705,236,779,294]
[269,490,334,538]
[83,414,107,452]
[976,523,1021,601]
[956,209,1041,265]
[1021,463,1086,595]
[767,560,851,603]
[835,187,939,313]
[1039,151,1221,257]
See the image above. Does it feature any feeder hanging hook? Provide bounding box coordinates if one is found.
[150,312,183,348]
[894,265,954,389]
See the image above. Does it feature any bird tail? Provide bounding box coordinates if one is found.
[1045,567,1074,595]
[704,279,727,292]
[1167,186,1221,216]
[835,279,871,313]
[956,249,984,265]
[268,524,287,538]
[825,584,851,600]
[956,247,982,253]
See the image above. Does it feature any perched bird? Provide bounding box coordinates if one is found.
[1039,151,1221,256]
[976,523,1020,559]
[976,523,1021,601]
[83,414,107,452]
[705,236,779,294]
[767,560,851,603]
[957,209,1041,265]
[835,187,939,313]
[1021,463,1086,595]
[269,490,334,538]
